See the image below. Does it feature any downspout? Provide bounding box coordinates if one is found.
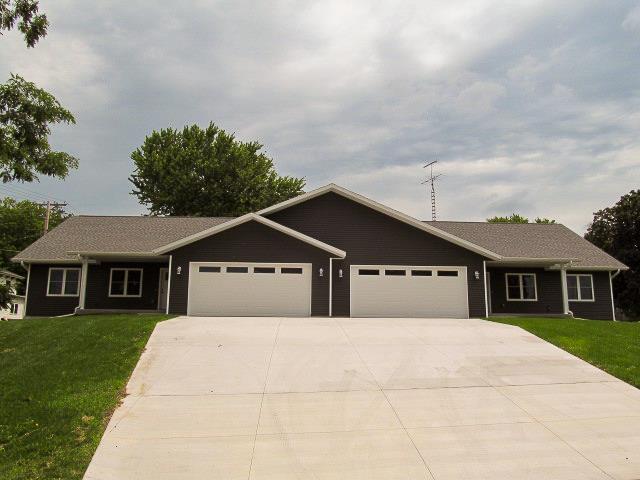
[610,269,621,321]
[483,261,489,317]
[21,262,30,317]
[166,255,172,315]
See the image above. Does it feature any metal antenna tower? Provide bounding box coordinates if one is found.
[421,161,442,221]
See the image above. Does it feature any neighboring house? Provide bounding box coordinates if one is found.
[11,184,627,320]
[0,269,25,320]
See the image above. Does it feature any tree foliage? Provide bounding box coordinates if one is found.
[487,213,556,224]
[487,213,530,223]
[0,0,48,47]
[129,123,306,216]
[0,282,11,310]
[0,74,77,182]
[0,196,69,273]
[1,1,77,183]
[585,190,640,319]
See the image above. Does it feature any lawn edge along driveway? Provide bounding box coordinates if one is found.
[0,313,173,480]
[488,316,640,389]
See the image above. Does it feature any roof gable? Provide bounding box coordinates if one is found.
[153,213,346,257]
[258,184,502,260]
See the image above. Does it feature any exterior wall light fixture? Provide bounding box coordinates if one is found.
[177,266,182,275]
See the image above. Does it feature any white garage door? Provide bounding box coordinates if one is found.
[350,265,469,318]
[188,262,312,316]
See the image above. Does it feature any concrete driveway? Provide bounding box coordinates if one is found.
[84,316,640,480]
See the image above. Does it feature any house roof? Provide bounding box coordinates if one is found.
[425,221,627,270]
[12,216,233,262]
[0,269,24,280]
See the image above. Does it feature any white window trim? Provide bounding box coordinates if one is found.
[505,273,538,302]
[47,267,81,297]
[567,273,595,302]
[109,268,144,298]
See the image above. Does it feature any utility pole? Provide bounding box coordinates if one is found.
[421,161,442,221]
[39,201,68,235]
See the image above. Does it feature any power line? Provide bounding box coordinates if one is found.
[0,183,67,203]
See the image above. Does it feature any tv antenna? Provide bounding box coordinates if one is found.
[421,161,442,221]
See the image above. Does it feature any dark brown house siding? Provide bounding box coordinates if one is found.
[84,262,166,311]
[266,192,489,317]
[26,264,81,316]
[26,262,167,316]
[488,267,614,320]
[167,220,332,316]
[569,271,614,320]
[488,267,564,315]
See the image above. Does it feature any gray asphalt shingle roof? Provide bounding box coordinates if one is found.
[12,215,625,270]
[12,216,232,262]
[425,221,626,269]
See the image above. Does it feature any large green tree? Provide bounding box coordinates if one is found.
[487,213,556,224]
[0,196,68,273]
[1,1,77,183]
[585,190,640,319]
[129,123,306,216]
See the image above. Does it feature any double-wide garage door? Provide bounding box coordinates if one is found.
[350,265,469,318]
[188,262,312,316]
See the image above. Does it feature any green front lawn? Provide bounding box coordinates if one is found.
[0,314,172,480]
[489,316,640,388]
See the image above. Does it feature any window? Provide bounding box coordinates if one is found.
[567,274,594,301]
[358,269,379,275]
[10,303,19,315]
[281,267,303,274]
[254,267,276,274]
[47,268,81,296]
[199,266,221,273]
[109,269,143,297]
[437,270,458,277]
[506,273,537,301]
[411,270,432,277]
[226,266,249,273]
[385,269,406,276]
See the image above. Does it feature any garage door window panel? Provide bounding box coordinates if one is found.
[226,266,249,273]
[358,269,379,275]
[199,266,221,273]
[254,267,276,273]
[567,274,594,301]
[411,270,432,276]
[437,270,458,277]
[281,267,303,274]
[47,268,81,297]
[506,273,537,301]
[109,269,143,297]
[385,269,406,276]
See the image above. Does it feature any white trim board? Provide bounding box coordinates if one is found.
[153,213,346,258]
[257,183,502,260]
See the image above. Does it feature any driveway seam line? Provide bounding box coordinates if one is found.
[247,317,283,480]
[334,318,438,480]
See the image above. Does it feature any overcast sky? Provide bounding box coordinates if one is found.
[2,0,640,232]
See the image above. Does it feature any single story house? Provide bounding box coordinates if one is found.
[12,184,627,320]
[0,269,25,320]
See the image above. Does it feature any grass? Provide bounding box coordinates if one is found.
[488,316,640,388]
[0,314,172,480]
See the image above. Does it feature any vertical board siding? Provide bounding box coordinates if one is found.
[167,220,331,316]
[488,267,564,315]
[569,271,614,320]
[267,192,488,317]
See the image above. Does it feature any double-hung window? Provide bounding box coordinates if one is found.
[567,274,594,301]
[506,273,537,301]
[47,268,81,296]
[109,268,143,297]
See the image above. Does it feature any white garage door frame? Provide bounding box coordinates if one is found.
[349,264,469,318]
[187,261,312,317]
